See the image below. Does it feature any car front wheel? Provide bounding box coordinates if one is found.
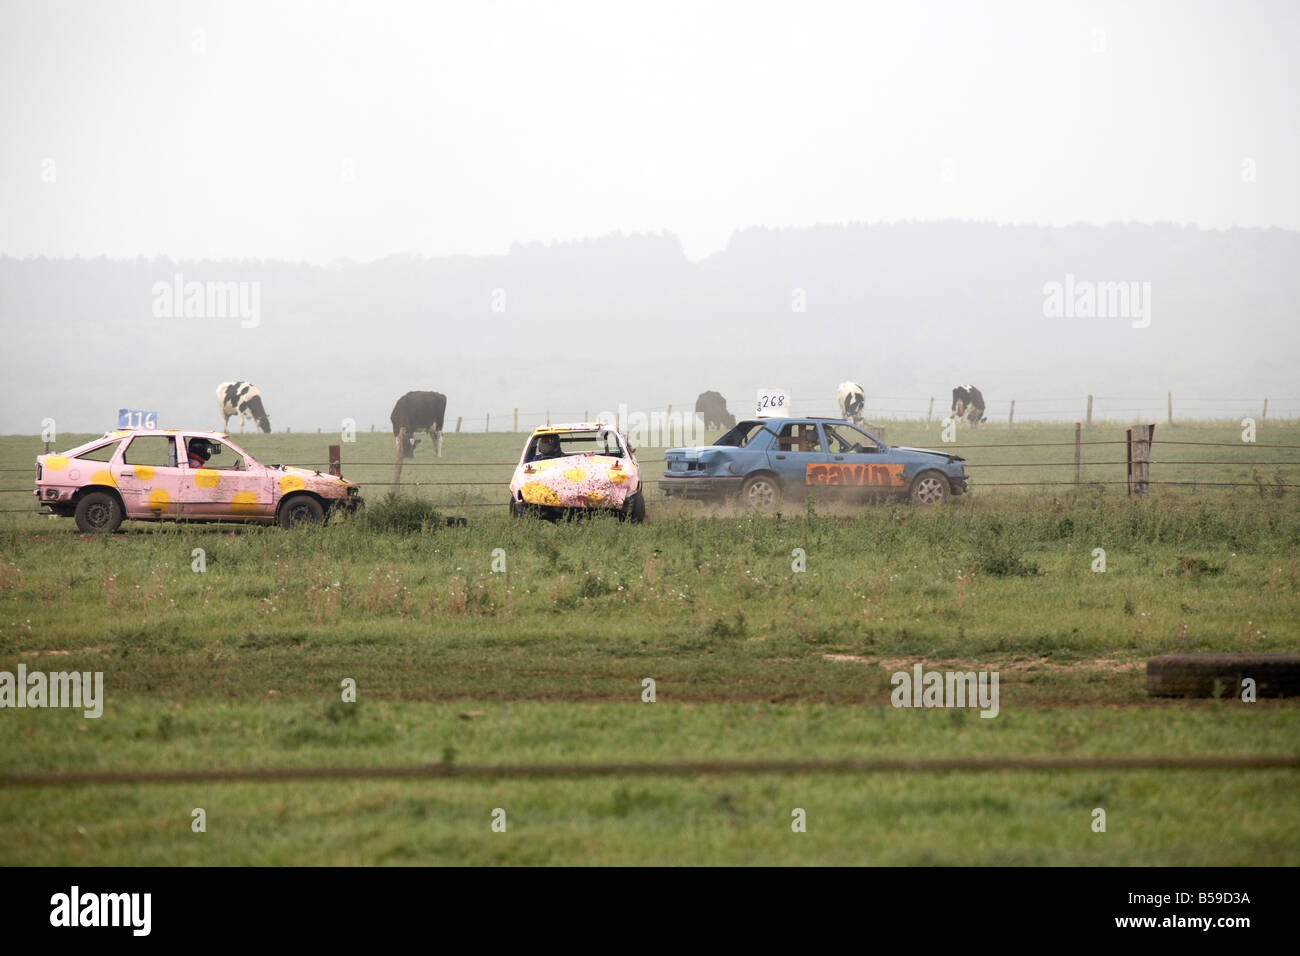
[278,494,324,528]
[740,474,782,510]
[909,471,950,505]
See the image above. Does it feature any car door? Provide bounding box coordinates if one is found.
[112,434,184,518]
[820,423,907,498]
[767,422,830,498]
[180,436,272,519]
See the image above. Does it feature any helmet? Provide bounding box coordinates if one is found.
[188,438,211,461]
[538,434,560,453]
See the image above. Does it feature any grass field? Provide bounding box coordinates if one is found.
[1,421,1298,864]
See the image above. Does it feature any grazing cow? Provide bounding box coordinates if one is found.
[694,391,736,430]
[217,381,272,433]
[837,382,867,426]
[951,384,988,426]
[391,390,447,458]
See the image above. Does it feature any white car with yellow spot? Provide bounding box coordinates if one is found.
[509,423,645,522]
[34,428,362,532]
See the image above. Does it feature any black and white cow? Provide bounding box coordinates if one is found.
[217,381,272,433]
[694,391,736,429]
[836,382,867,426]
[391,390,447,458]
[951,384,987,427]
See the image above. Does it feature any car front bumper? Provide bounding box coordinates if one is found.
[328,492,364,514]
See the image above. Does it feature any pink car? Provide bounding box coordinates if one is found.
[508,423,645,522]
[34,429,362,532]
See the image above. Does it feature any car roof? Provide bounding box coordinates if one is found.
[97,428,230,440]
[744,417,854,426]
[530,422,618,435]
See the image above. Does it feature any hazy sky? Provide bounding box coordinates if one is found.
[2,0,1297,262]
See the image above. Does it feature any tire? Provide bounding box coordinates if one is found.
[1147,654,1300,698]
[625,490,646,524]
[74,490,123,533]
[278,494,324,529]
[739,474,782,510]
[509,496,522,519]
[909,470,950,505]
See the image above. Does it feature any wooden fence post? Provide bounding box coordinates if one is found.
[926,397,934,426]
[328,444,341,477]
[1008,400,1015,430]
[584,409,589,422]
[393,429,406,489]
[1167,392,1173,428]
[370,424,374,432]
[485,413,490,433]
[1086,394,1093,427]
[1262,398,1268,422]
[513,408,518,432]
[546,410,550,427]
[1127,424,1154,497]
[1074,424,1081,486]
[455,416,462,433]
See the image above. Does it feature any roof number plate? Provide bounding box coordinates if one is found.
[118,409,158,429]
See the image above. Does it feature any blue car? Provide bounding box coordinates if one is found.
[660,417,968,507]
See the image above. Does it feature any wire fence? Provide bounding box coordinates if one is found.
[4,426,1297,516]
[3,754,1297,787]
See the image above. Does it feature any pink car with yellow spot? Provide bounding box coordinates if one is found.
[35,428,362,533]
[509,423,645,522]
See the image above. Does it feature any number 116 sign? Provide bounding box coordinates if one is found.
[118,409,158,429]
[755,388,790,418]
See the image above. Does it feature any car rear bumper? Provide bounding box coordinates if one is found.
[659,475,745,499]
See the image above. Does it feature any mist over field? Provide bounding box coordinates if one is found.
[3,2,1299,434]
[3,220,1298,434]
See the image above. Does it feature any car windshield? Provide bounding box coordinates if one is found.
[527,429,623,460]
[715,421,768,447]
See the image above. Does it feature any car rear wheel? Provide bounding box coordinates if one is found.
[909,471,950,505]
[74,491,123,533]
[740,474,781,510]
[624,490,646,524]
[278,494,324,528]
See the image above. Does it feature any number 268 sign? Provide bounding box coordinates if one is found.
[755,388,790,418]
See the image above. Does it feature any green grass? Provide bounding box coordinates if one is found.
[0,423,1297,864]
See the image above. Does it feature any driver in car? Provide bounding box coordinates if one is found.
[187,438,212,468]
[825,425,867,454]
[532,434,564,460]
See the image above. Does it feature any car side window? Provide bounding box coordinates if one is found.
[831,424,880,452]
[210,449,246,471]
[823,426,849,453]
[123,436,177,467]
[776,423,822,452]
[824,425,866,453]
[76,441,122,463]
